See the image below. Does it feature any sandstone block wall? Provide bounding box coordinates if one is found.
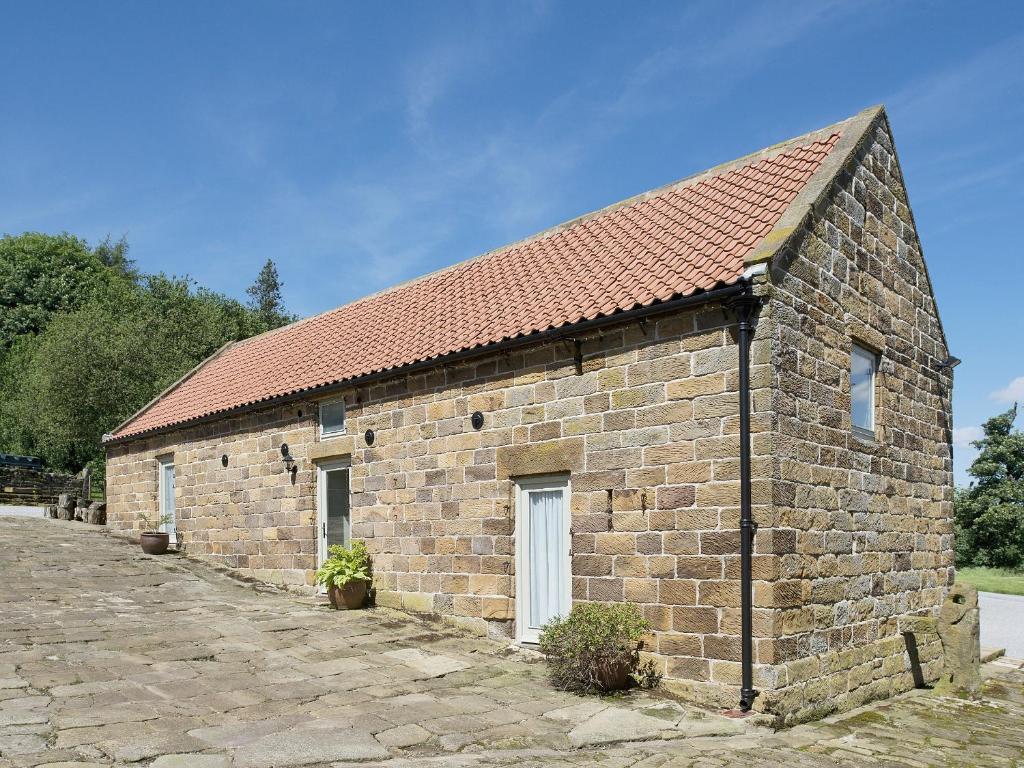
[107,303,774,686]
[107,406,318,579]
[755,115,953,723]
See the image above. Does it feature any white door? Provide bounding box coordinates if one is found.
[158,458,176,545]
[316,460,351,589]
[515,476,571,643]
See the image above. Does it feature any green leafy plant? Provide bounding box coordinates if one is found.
[137,511,173,533]
[0,232,295,477]
[955,405,1024,569]
[315,541,371,589]
[538,602,660,694]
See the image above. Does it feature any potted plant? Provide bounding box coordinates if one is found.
[315,541,371,609]
[137,512,174,555]
[538,603,661,693]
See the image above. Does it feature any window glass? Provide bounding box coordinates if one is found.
[325,468,350,547]
[851,344,876,435]
[320,400,345,436]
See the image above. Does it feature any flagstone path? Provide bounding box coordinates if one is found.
[1,516,1022,767]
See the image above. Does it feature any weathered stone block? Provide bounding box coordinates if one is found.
[934,583,980,696]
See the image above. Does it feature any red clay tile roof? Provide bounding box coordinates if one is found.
[111,130,843,440]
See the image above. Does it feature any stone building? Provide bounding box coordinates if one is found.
[104,106,955,723]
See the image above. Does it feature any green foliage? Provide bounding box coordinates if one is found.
[246,259,295,332]
[314,542,371,589]
[0,232,115,349]
[138,511,173,533]
[3,276,260,473]
[0,231,298,479]
[91,235,137,279]
[538,602,660,694]
[0,335,38,454]
[955,405,1024,569]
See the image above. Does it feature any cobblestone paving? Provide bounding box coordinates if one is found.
[2,516,1023,768]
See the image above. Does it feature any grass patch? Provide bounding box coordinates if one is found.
[957,567,1024,596]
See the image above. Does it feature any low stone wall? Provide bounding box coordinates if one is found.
[0,466,80,506]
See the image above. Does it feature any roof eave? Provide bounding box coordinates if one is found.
[104,340,237,443]
[103,281,749,447]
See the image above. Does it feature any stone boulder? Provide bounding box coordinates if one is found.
[86,501,107,525]
[56,493,77,521]
[935,582,981,696]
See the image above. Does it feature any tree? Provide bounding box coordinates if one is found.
[0,231,301,477]
[0,232,133,457]
[3,274,265,478]
[0,334,38,455]
[0,232,117,350]
[246,259,294,332]
[955,405,1024,569]
[92,235,137,279]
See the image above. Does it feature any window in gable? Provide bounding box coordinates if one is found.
[851,343,877,439]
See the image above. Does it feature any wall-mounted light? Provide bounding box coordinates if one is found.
[471,411,484,430]
[936,356,961,370]
[280,443,297,474]
[364,429,375,446]
[221,454,228,467]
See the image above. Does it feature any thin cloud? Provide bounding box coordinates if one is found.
[952,425,984,450]
[684,0,857,72]
[916,152,1024,201]
[258,0,868,317]
[991,376,1024,404]
[887,31,1024,137]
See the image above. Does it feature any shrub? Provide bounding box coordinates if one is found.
[538,602,660,694]
[315,542,371,589]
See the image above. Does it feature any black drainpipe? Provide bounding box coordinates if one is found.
[728,282,762,712]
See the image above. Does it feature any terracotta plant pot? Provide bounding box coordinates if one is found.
[595,657,633,691]
[139,531,170,555]
[327,580,368,610]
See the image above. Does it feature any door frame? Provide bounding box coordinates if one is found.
[157,456,175,544]
[315,458,352,590]
[514,474,572,644]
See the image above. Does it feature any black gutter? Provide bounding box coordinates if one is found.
[728,283,762,712]
[104,282,749,446]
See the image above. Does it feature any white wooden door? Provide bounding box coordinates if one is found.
[158,458,176,545]
[316,460,351,590]
[515,476,571,643]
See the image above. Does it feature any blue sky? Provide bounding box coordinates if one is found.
[2,1,1022,482]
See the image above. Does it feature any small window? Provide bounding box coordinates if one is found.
[851,344,877,438]
[320,399,346,437]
